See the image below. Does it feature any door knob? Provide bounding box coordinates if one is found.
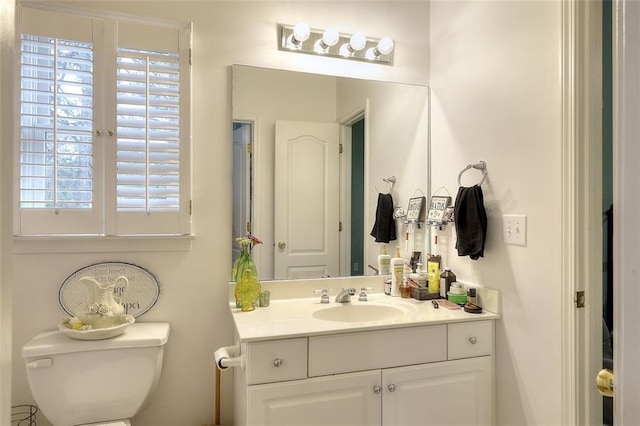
[278,242,286,250]
[596,368,614,397]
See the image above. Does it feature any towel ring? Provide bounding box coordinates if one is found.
[376,176,396,194]
[458,161,488,187]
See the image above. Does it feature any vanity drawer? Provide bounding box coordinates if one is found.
[308,325,447,377]
[448,320,494,360]
[246,338,308,385]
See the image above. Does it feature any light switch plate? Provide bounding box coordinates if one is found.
[503,214,527,246]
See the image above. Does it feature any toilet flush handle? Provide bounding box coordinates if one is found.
[27,358,53,369]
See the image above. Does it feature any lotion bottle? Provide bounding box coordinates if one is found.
[377,245,391,275]
[390,246,404,297]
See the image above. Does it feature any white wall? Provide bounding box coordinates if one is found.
[10,2,429,425]
[430,1,563,424]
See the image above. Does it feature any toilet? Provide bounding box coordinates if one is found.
[22,323,170,426]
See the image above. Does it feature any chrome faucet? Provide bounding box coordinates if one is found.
[335,288,356,303]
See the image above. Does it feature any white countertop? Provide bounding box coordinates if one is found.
[230,293,500,342]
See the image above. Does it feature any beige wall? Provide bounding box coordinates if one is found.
[430,1,563,424]
[10,2,429,425]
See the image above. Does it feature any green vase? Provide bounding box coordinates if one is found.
[232,249,258,282]
[235,269,261,312]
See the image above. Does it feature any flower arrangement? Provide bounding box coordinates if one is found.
[232,233,262,282]
[235,233,263,253]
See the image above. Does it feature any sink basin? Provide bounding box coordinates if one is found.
[312,304,406,322]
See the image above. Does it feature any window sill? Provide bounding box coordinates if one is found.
[12,234,195,254]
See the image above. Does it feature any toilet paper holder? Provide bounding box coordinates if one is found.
[214,343,245,370]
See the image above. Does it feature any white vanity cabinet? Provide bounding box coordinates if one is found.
[382,356,493,425]
[247,370,382,425]
[234,320,495,426]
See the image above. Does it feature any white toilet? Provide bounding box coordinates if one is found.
[22,323,170,426]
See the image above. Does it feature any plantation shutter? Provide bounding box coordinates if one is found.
[17,8,102,235]
[108,21,191,235]
[18,5,191,236]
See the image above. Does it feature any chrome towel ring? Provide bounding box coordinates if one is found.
[376,176,396,194]
[458,161,488,187]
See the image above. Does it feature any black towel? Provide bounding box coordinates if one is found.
[370,193,397,243]
[454,185,487,260]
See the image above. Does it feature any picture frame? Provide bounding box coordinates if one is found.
[406,196,426,223]
[426,195,452,225]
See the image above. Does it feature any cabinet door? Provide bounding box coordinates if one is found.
[382,357,493,426]
[247,370,381,426]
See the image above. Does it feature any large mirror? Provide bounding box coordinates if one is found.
[232,65,430,281]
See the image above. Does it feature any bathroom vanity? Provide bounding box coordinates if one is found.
[227,281,499,425]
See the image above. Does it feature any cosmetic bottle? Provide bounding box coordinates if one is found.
[427,259,441,294]
[377,245,391,275]
[440,267,457,299]
[390,246,404,297]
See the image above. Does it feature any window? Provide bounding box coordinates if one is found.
[16,6,191,236]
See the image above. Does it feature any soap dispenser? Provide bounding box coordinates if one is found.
[390,246,404,297]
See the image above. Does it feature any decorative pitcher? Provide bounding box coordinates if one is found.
[76,275,129,328]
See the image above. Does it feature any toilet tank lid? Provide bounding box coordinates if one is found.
[22,323,170,358]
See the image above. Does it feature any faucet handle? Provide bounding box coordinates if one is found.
[359,287,374,301]
[314,289,331,304]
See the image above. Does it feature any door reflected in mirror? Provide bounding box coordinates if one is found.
[232,65,429,281]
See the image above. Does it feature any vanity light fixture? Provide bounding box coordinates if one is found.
[278,23,394,65]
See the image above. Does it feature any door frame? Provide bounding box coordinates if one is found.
[562,0,605,424]
[611,0,640,423]
[233,114,265,276]
[338,101,370,277]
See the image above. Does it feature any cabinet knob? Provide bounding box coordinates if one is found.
[278,242,286,250]
[273,358,284,367]
[387,384,396,392]
[469,336,478,345]
[373,385,382,394]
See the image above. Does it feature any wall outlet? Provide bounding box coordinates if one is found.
[503,214,527,246]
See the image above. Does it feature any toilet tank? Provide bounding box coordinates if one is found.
[22,323,170,426]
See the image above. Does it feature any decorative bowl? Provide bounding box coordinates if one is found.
[58,314,135,340]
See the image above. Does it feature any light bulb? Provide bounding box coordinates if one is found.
[349,32,367,52]
[376,37,394,55]
[292,23,310,43]
[322,28,339,47]
[339,43,352,57]
[365,48,377,60]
